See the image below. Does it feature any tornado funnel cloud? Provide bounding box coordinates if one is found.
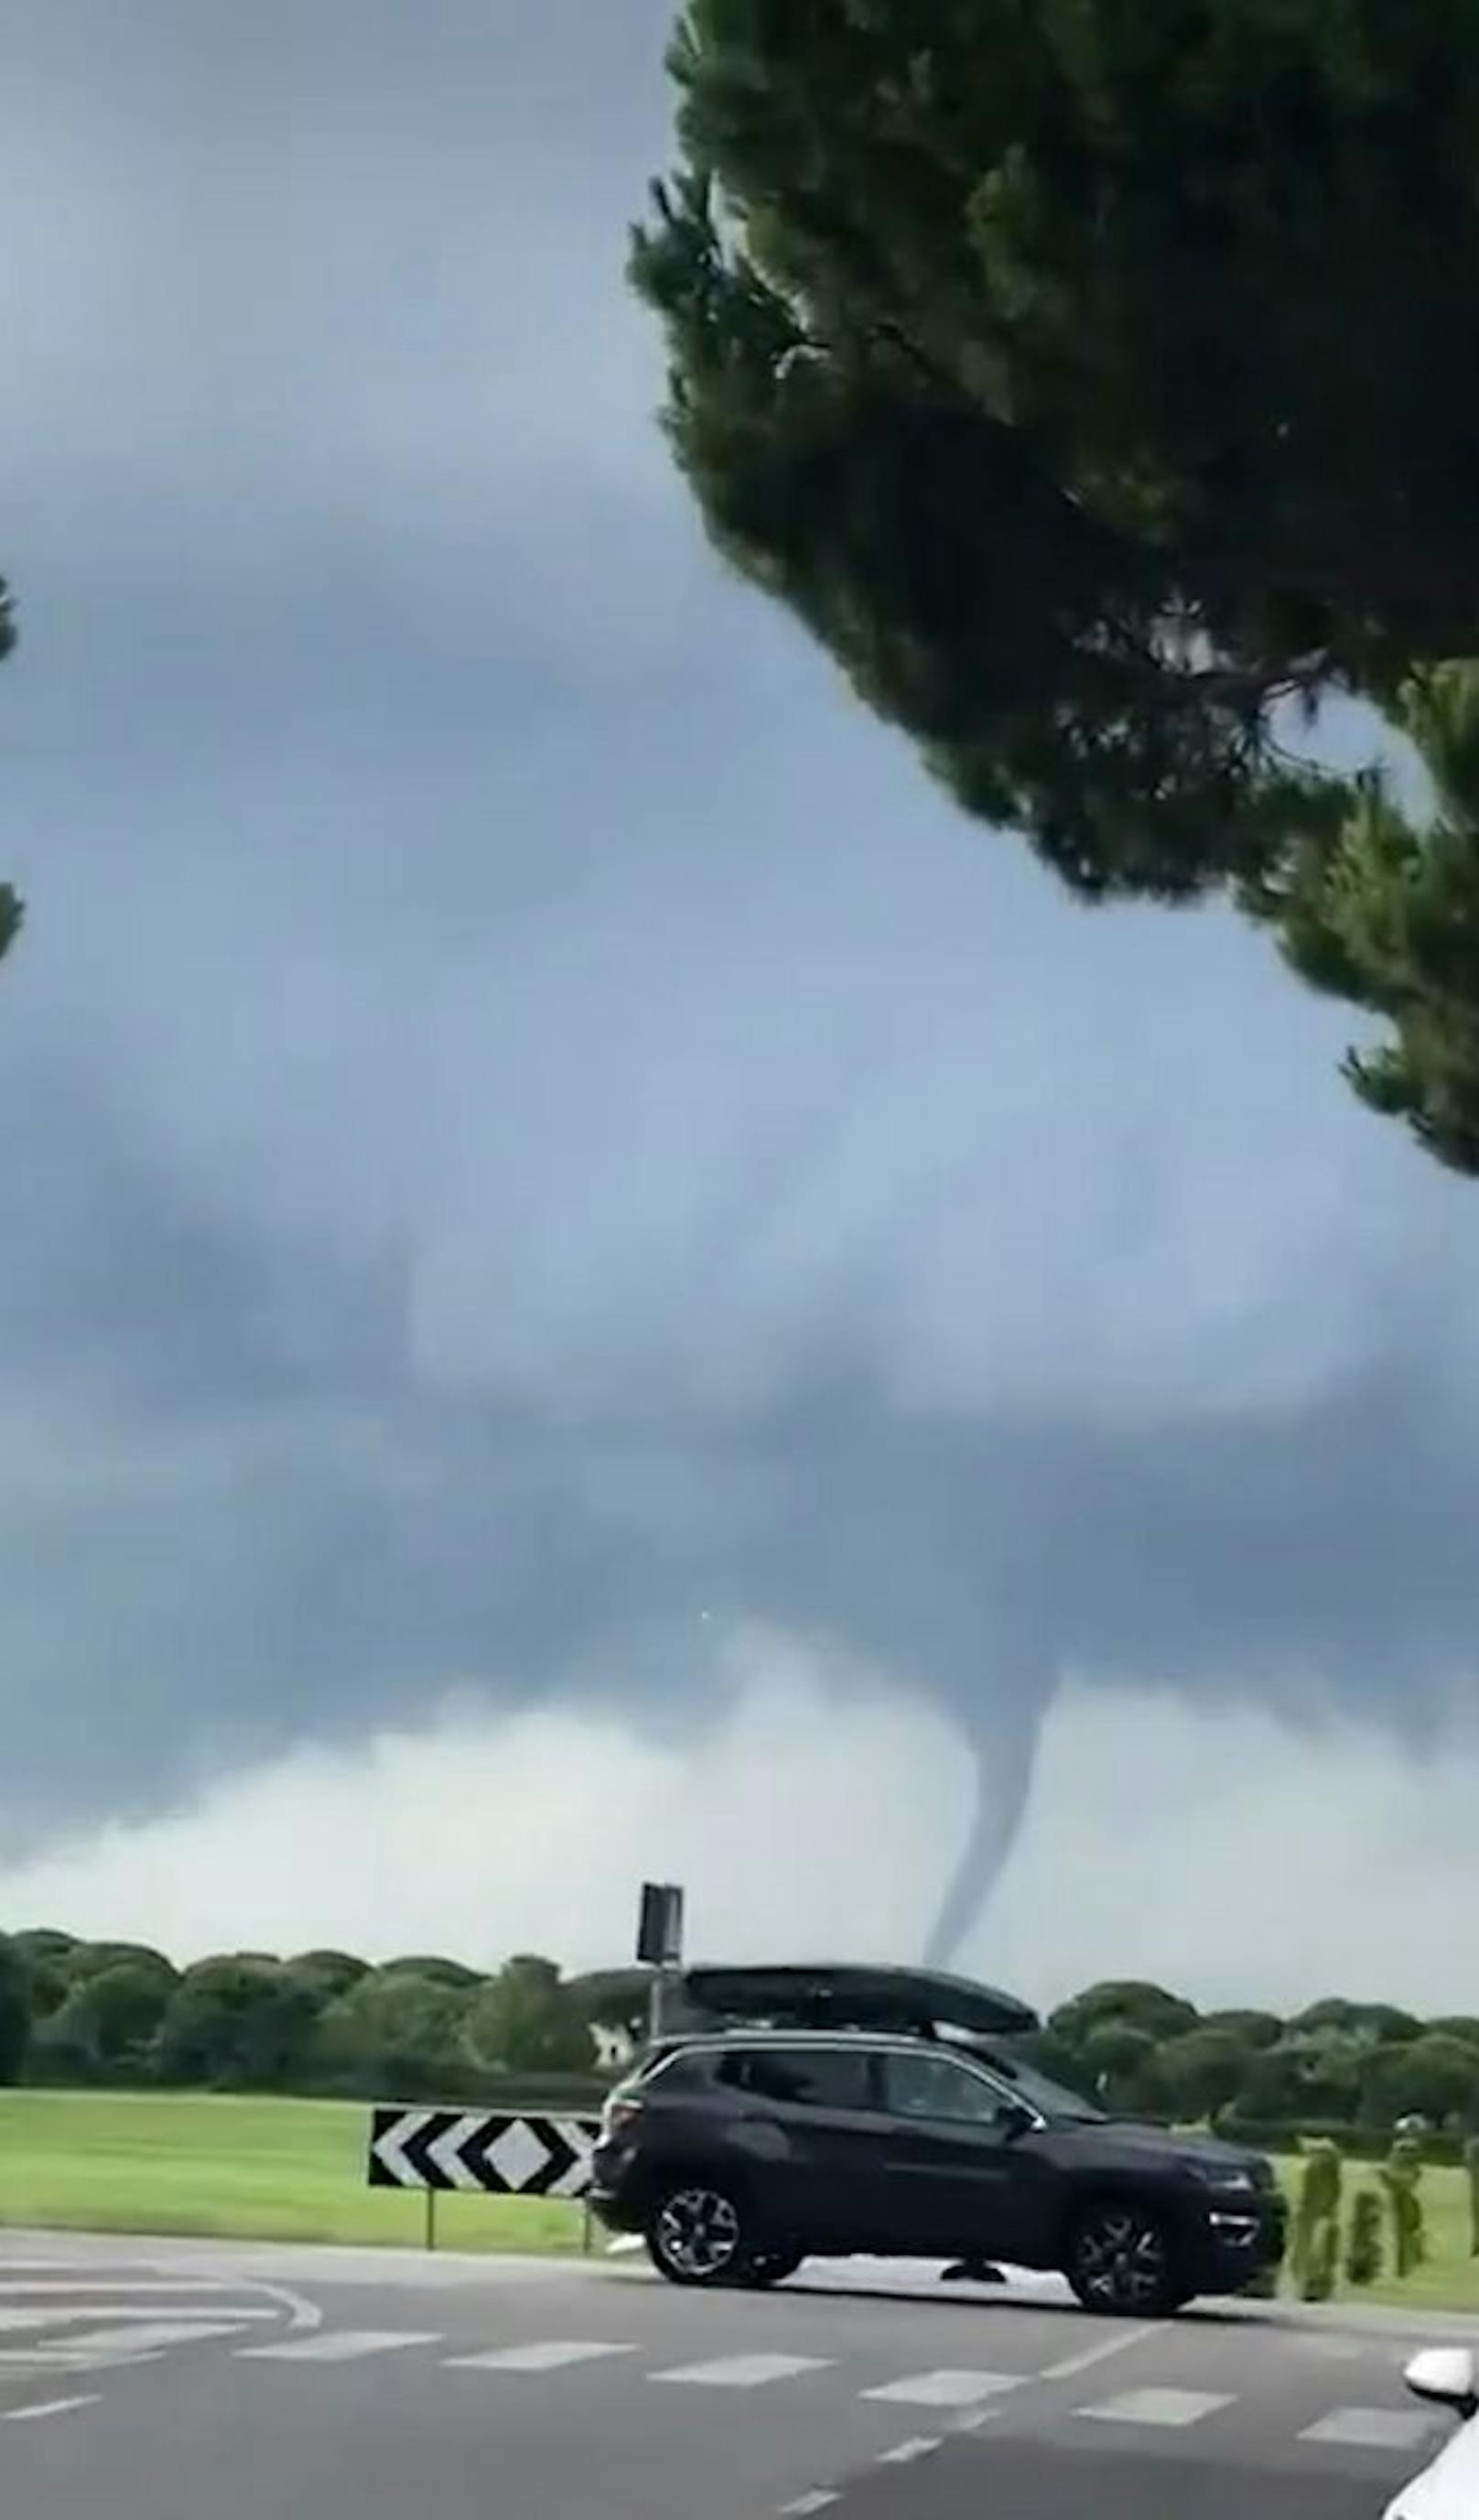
[923,1710,1042,1969]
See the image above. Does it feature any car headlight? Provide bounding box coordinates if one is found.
[1197,2167,1256,2194]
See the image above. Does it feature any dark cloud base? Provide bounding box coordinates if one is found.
[3,1066,1474,1910]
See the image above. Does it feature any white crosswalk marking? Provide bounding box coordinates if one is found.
[877,2437,942,2464]
[1078,2386,1234,2428]
[863,2369,1021,2409]
[445,2341,634,2374]
[1039,2327,1155,2383]
[778,2497,840,2517]
[651,2352,831,2390]
[239,2331,442,2364]
[1301,2408,1438,2450]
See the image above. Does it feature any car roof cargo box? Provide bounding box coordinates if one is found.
[681,1963,1038,2040]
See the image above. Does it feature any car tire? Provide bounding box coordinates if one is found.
[647,2180,750,2287]
[1065,2200,1182,2318]
[734,2249,804,2288]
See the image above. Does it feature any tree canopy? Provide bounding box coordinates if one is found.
[0,1936,29,2085]
[1,1931,1476,2135]
[632,0,1479,1171]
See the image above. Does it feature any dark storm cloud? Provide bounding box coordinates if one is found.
[2,0,1477,1930]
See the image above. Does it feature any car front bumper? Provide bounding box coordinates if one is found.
[1192,2190,1288,2292]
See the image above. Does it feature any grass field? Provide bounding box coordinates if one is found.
[0,2091,588,2254]
[1270,2154,1479,2314]
[2,2093,1476,2309]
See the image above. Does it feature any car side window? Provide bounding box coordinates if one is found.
[882,2051,1020,2126]
[727,2047,875,2111]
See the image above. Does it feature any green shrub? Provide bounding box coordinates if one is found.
[1381,2136,1426,2278]
[1465,2136,1479,2258]
[1345,2189,1384,2287]
[1292,2139,1344,2298]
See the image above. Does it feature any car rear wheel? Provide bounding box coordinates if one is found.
[734,2249,803,2288]
[648,2181,750,2286]
[1066,2201,1181,2317]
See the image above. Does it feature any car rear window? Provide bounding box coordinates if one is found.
[720,2046,875,2111]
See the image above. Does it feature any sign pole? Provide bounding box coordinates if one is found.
[637,1880,685,2052]
[425,2188,437,2255]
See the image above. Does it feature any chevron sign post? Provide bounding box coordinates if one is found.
[368,2107,603,2248]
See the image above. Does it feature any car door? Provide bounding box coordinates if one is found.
[875,2048,1046,2258]
[719,2044,894,2247]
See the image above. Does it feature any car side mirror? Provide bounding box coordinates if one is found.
[999,2100,1036,2142]
[1405,2349,1478,2419]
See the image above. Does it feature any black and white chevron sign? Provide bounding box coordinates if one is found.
[367,2107,601,2198]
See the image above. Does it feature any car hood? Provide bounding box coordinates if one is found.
[1055,2119,1268,2179]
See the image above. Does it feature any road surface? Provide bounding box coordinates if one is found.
[0,2233,1463,2520]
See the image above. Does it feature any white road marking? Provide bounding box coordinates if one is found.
[0,2277,243,2297]
[1040,2326,1156,2382]
[1078,2386,1235,2429]
[0,2267,101,2287]
[1301,2408,1438,2450]
[778,2497,840,2516]
[444,2341,635,2373]
[249,2279,325,2335]
[239,2330,442,2363]
[61,2320,254,2361]
[863,2369,1021,2409]
[651,2352,831,2390]
[877,2437,942,2464]
[0,2304,276,2335]
[954,2409,1003,2435]
[3,2396,101,2424]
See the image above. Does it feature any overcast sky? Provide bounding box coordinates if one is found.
[1,0,1476,2006]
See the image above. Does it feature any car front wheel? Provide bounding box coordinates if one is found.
[1066,2201,1181,2317]
[648,2181,750,2287]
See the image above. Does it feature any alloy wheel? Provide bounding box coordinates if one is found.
[653,2186,743,2282]
[1071,2206,1174,2314]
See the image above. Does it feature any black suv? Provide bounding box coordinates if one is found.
[589,1965,1285,2317]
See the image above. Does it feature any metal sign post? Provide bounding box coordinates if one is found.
[636,1881,685,2045]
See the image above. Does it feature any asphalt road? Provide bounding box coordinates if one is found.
[0,2233,1465,2520]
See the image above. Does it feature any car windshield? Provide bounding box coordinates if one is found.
[967,2044,1107,2124]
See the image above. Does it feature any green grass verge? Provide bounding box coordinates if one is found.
[2,2098,1475,2309]
[0,2090,587,2254]
[1270,2155,1479,2312]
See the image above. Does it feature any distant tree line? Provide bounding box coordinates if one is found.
[1025,1981,1479,2149]
[0,1931,636,2102]
[3,1940,1477,2139]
